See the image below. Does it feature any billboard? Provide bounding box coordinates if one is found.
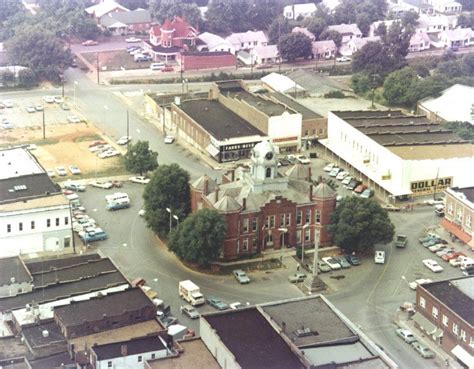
[410,177,453,196]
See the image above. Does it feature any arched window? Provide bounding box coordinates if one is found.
[266,167,272,178]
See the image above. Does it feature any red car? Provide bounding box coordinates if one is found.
[88,140,107,148]
[161,65,174,72]
[442,251,465,262]
[82,40,99,46]
[354,184,368,194]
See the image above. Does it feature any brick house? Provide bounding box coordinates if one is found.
[191,140,336,260]
[177,51,236,71]
[144,17,198,62]
[99,9,152,35]
[442,186,474,248]
[85,0,128,20]
[414,277,473,367]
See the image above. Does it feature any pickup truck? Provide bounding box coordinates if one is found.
[395,234,408,248]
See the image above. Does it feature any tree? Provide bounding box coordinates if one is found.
[351,73,371,94]
[0,0,22,22]
[401,10,419,28]
[268,16,291,44]
[319,29,343,48]
[383,67,418,106]
[435,60,464,79]
[204,0,250,33]
[124,140,158,176]
[6,27,72,82]
[278,32,312,61]
[118,0,149,10]
[143,164,191,236]
[352,41,392,76]
[303,16,327,39]
[381,21,412,71]
[169,208,227,267]
[17,68,37,88]
[409,74,451,104]
[457,12,474,28]
[458,0,474,11]
[462,53,474,76]
[151,0,202,27]
[334,0,388,35]
[329,197,394,254]
[442,121,474,142]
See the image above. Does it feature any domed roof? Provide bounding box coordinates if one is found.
[313,182,336,199]
[285,164,309,180]
[214,195,241,213]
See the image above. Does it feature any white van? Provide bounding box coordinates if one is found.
[105,192,130,203]
[374,250,385,264]
[460,257,474,270]
[150,62,165,70]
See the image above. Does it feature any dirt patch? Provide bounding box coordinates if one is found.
[0,124,127,178]
[81,50,151,71]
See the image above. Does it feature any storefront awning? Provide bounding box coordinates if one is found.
[451,345,474,369]
[441,218,472,244]
[412,312,437,335]
[206,144,220,157]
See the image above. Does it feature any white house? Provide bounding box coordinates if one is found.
[283,3,317,20]
[426,0,462,13]
[250,45,279,65]
[312,40,337,59]
[0,147,73,257]
[409,31,431,52]
[197,32,235,54]
[326,24,362,45]
[416,14,452,35]
[397,0,434,14]
[85,0,129,19]
[368,20,399,37]
[90,335,171,369]
[438,27,474,48]
[225,31,268,52]
[292,27,315,41]
[342,36,380,56]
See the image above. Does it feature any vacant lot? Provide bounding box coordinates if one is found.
[0,124,127,178]
[82,50,152,71]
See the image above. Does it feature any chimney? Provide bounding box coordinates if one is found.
[231,169,235,182]
[282,321,286,333]
[309,184,313,201]
[121,344,128,356]
[242,198,246,210]
[215,189,219,202]
[307,167,312,182]
[204,179,209,196]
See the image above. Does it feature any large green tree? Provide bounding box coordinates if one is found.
[334,0,388,35]
[329,197,395,254]
[0,0,22,22]
[6,27,72,82]
[319,29,343,48]
[303,16,327,39]
[352,41,392,76]
[267,16,292,44]
[383,67,418,106]
[150,0,202,27]
[169,208,227,267]
[124,141,158,176]
[279,32,313,61]
[143,164,191,236]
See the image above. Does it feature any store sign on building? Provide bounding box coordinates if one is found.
[410,177,453,196]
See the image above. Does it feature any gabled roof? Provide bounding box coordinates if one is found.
[226,31,268,45]
[441,27,473,40]
[327,23,362,36]
[85,0,129,18]
[251,44,279,59]
[151,17,198,39]
[261,73,305,93]
[214,195,242,212]
[312,40,336,53]
[198,32,233,50]
[410,31,430,45]
[99,8,151,26]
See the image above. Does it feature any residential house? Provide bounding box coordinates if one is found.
[321,0,341,11]
[442,186,474,247]
[397,0,435,14]
[99,8,152,35]
[0,147,73,257]
[416,14,452,35]
[197,32,235,53]
[414,277,473,368]
[283,3,317,20]
[426,0,462,13]
[342,36,380,56]
[311,40,337,59]
[326,23,362,45]
[250,45,279,65]
[144,17,198,62]
[409,31,431,51]
[225,31,268,53]
[368,19,399,37]
[292,27,316,41]
[438,27,474,48]
[85,0,129,20]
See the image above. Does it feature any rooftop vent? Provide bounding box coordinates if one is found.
[294,327,314,338]
[42,330,49,338]
[14,185,28,191]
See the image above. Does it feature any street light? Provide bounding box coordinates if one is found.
[166,207,172,232]
[173,214,179,228]
[302,223,309,264]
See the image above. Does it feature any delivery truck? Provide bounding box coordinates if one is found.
[178,280,205,306]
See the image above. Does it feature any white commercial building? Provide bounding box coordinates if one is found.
[320,111,474,201]
[0,147,73,257]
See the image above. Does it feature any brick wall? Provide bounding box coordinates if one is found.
[181,53,236,71]
[302,117,328,139]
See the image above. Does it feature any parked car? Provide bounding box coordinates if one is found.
[126,46,140,52]
[233,269,250,284]
[336,171,348,180]
[79,227,107,242]
[26,106,36,113]
[161,66,174,72]
[317,261,331,273]
[288,273,307,283]
[335,256,351,268]
[129,176,150,184]
[64,183,86,192]
[360,188,374,198]
[3,100,13,108]
[428,244,446,253]
[374,250,385,264]
[117,136,132,145]
[278,158,292,167]
[67,115,81,124]
[341,176,352,186]
[150,62,166,70]
[56,166,67,176]
[411,342,435,358]
[436,248,453,257]
[112,180,123,188]
[424,197,445,206]
[329,167,341,177]
[53,96,64,104]
[408,278,433,290]
[159,314,178,328]
[90,181,113,189]
[422,259,443,273]
[69,165,81,175]
[229,302,242,309]
[395,328,416,343]
[125,37,141,43]
[345,254,361,265]
[354,184,368,194]
[381,204,401,212]
[322,257,341,270]
[35,104,44,111]
[296,155,310,164]
[46,169,56,178]
[207,297,229,310]
[336,56,351,63]
[82,40,99,46]
[98,149,120,158]
[346,179,361,190]
[180,304,200,319]
[42,96,55,103]
[0,120,13,129]
[441,251,463,261]
[88,140,107,148]
[324,163,336,172]
[164,135,175,144]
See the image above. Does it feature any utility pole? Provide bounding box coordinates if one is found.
[278,19,281,73]
[96,52,100,85]
[61,73,65,98]
[42,110,45,139]
[126,109,130,150]
[180,66,184,93]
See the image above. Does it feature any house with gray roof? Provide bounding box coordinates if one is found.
[99,8,152,35]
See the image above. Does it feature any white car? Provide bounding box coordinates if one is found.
[129,176,150,184]
[296,155,310,164]
[46,169,56,178]
[69,165,81,175]
[323,163,336,172]
[67,115,81,124]
[408,278,432,290]
[1,120,13,129]
[26,106,36,113]
[35,104,44,111]
[321,257,341,270]
[98,150,120,158]
[90,181,114,189]
[3,100,13,108]
[423,259,444,273]
[336,56,351,63]
[90,144,111,153]
[374,250,385,264]
[125,37,141,43]
[341,176,352,185]
[164,135,175,144]
[329,167,341,177]
[428,244,446,253]
[56,166,67,176]
[42,96,55,103]
[117,136,132,145]
[53,96,64,104]
[424,197,445,206]
[336,171,348,180]
[229,302,242,310]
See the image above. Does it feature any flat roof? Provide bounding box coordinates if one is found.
[177,99,264,141]
[261,296,356,347]
[27,352,75,369]
[0,256,31,287]
[203,307,304,369]
[32,258,117,288]
[22,320,65,348]
[332,110,405,119]
[388,144,474,160]
[0,271,128,312]
[149,338,220,369]
[54,287,154,327]
[25,253,102,275]
[422,276,474,325]
[450,186,474,203]
[0,193,69,212]
[0,174,61,205]
[0,147,44,180]
[267,92,322,119]
[92,334,166,360]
